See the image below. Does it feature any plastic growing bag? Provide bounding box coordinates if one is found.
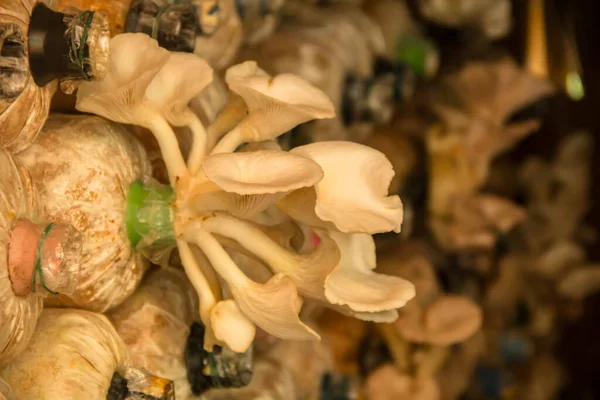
[0,377,16,400]
[0,0,56,153]
[0,147,86,365]
[0,309,175,400]
[109,267,199,399]
[17,114,153,312]
[0,149,42,365]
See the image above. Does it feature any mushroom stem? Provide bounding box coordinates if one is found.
[176,240,218,317]
[185,223,249,288]
[184,109,208,176]
[416,345,450,378]
[147,115,189,185]
[206,94,248,151]
[186,223,321,342]
[377,323,411,373]
[176,239,220,350]
[189,244,222,301]
[210,125,243,154]
[202,214,292,269]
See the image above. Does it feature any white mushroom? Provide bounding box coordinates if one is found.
[211,61,336,153]
[76,33,213,185]
[280,141,404,234]
[145,52,214,175]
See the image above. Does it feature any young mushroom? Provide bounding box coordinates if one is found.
[211,60,336,154]
[393,295,483,361]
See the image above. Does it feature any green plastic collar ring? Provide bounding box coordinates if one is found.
[126,180,176,250]
[32,222,59,295]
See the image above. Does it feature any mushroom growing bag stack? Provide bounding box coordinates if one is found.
[0,148,42,366]
[0,149,82,366]
[1,0,110,153]
[0,0,55,153]
[17,114,153,312]
[0,309,175,399]
[108,267,199,399]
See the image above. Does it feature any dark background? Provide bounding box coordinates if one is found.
[406,0,600,397]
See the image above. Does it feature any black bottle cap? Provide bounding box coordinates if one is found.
[28,3,109,87]
[107,372,129,400]
[125,0,200,53]
[28,2,68,86]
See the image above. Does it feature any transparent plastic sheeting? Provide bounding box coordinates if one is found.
[0,0,56,153]
[0,377,16,400]
[0,309,129,399]
[0,149,42,366]
[17,114,152,312]
[204,359,295,400]
[109,267,199,399]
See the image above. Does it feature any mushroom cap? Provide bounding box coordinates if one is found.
[202,150,323,195]
[558,265,600,300]
[366,365,441,400]
[425,295,483,346]
[286,141,403,234]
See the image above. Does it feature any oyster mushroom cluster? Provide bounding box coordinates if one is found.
[75,32,415,353]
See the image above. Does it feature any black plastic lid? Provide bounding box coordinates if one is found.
[28,2,69,86]
[125,0,199,53]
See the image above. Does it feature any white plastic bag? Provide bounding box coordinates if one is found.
[0,149,42,365]
[0,377,16,400]
[17,114,152,312]
[1,309,128,399]
[109,267,199,399]
[0,309,175,400]
[0,0,56,153]
[0,147,86,366]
